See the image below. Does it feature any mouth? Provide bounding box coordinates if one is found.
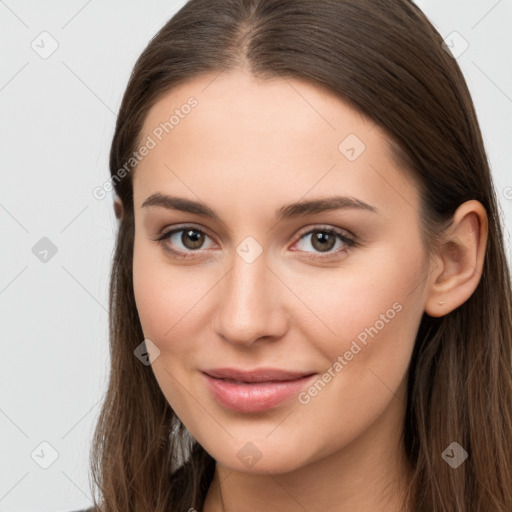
[203,367,315,382]
[202,368,317,413]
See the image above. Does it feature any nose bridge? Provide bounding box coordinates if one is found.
[212,246,288,345]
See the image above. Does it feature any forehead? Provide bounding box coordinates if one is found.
[133,70,420,221]
[140,70,375,151]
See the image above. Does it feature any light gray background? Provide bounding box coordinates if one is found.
[1,1,511,511]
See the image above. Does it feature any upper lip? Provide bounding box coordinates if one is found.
[203,368,316,383]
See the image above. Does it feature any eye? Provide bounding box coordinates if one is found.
[155,225,216,259]
[153,224,357,261]
[292,226,357,259]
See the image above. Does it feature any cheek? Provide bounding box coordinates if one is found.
[133,238,204,343]
[133,241,167,339]
[132,243,205,421]
[292,239,426,350]
[293,241,426,409]
[132,239,223,392]
[288,276,423,463]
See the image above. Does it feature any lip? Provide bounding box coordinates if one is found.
[202,368,317,413]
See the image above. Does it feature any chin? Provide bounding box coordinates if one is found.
[204,435,319,475]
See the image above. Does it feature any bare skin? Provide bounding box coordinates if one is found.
[126,69,488,511]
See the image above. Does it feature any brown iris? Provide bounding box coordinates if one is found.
[310,231,336,252]
[181,229,205,249]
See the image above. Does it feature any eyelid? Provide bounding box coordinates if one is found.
[152,223,218,261]
[154,222,357,258]
[293,223,355,243]
[288,224,357,259]
[156,222,355,242]
[156,223,218,243]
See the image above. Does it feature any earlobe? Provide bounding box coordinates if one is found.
[425,200,488,318]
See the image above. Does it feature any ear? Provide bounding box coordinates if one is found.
[113,196,124,221]
[424,200,488,318]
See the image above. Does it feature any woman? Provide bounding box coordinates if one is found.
[86,0,512,510]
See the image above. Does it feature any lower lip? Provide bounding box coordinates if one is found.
[203,373,316,413]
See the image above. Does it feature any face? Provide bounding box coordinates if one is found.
[131,70,431,474]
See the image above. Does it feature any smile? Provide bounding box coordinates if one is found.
[202,368,317,413]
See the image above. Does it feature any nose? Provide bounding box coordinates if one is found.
[211,250,290,347]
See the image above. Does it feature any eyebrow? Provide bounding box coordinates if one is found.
[141,192,378,221]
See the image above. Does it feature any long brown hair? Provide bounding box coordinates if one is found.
[89,1,512,510]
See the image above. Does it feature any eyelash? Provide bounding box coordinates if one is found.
[153,224,358,261]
